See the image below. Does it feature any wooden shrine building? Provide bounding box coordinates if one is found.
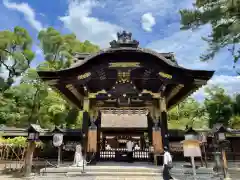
[37,31,214,163]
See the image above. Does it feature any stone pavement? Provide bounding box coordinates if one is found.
[32,176,166,180]
[1,161,240,180]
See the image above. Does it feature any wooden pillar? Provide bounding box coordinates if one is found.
[82,98,90,156]
[96,111,101,161]
[87,126,97,152]
[152,125,163,153]
[24,141,36,177]
[160,97,169,149]
[147,113,153,144]
[103,135,106,150]
[140,135,144,149]
[152,103,163,153]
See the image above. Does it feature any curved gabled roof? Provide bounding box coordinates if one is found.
[37,31,215,110]
[70,47,179,69]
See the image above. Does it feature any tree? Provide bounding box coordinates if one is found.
[36,27,99,128]
[232,94,240,114]
[0,26,35,91]
[0,83,40,127]
[168,97,208,129]
[0,27,99,129]
[21,69,48,125]
[37,27,99,70]
[180,0,240,69]
[204,85,233,127]
[229,94,240,128]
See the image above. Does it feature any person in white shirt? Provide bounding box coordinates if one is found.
[106,144,111,150]
[126,138,134,163]
[163,146,173,180]
[134,144,140,150]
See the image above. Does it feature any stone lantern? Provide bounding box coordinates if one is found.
[212,123,230,179]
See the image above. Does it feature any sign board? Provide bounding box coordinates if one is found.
[182,140,201,157]
[53,133,63,147]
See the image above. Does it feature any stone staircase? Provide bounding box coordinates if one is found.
[38,162,225,180]
[40,163,163,177]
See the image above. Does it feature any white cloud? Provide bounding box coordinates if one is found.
[192,75,240,101]
[146,25,236,71]
[146,25,211,69]
[141,13,156,32]
[114,0,193,20]
[58,0,194,47]
[59,0,122,48]
[3,0,43,31]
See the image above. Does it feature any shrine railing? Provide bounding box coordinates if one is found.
[99,148,150,161]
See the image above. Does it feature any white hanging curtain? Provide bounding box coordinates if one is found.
[101,110,148,128]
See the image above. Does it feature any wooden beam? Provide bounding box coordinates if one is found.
[166,84,184,102]
[83,97,90,112]
[88,89,107,99]
[65,84,84,102]
[51,86,80,109]
[142,89,160,98]
[45,79,59,85]
[194,79,207,85]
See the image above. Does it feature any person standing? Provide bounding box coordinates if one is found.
[163,146,173,180]
[126,138,134,163]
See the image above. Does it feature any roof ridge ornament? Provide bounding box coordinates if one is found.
[110,31,139,48]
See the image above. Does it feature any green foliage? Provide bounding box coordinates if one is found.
[232,94,240,114]
[0,26,98,129]
[180,0,240,68]
[37,27,99,70]
[204,85,233,127]
[168,86,240,129]
[0,26,35,90]
[168,97,208,129]
[1,136,27,147]
[229,115,240,129]
[230,94,240,128]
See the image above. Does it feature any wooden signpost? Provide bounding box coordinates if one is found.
[182,127,202,180]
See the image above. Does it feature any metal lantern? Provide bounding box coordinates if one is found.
[217,132,226,141]
[53,133,63,147]
[212,123,227,142]
[28,132,39,140]
[184,127,199,141]
[52,126,64,167]
[52,126,64,147]
[27,124,42,141]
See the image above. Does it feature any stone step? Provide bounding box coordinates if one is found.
[66,171,162,176]
[39,170,182,180]
[34,176,166,180]
[40,166,161,174]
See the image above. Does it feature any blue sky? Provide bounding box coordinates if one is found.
[1,0,240,100]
